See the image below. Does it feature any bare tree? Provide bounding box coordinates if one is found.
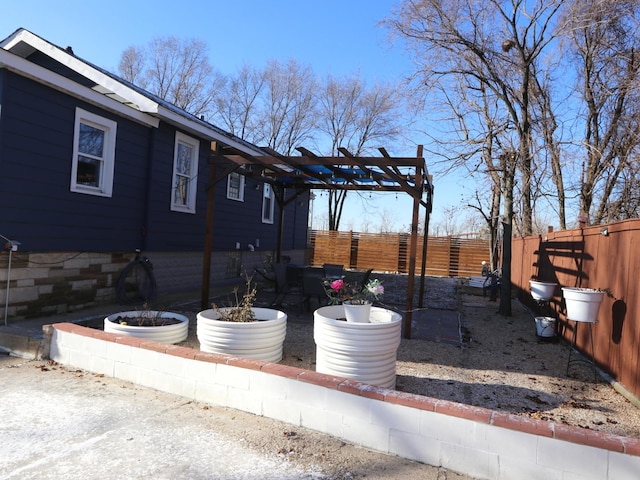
[565,0,640,224]
[316,75,404,230]
[118,36,219,118]
[386,0,568,314]
[212,65,265,141]
[258,60,317,155]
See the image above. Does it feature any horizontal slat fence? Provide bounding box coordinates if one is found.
[309,230,490,277]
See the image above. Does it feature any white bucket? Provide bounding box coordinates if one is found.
[534,316,556,338]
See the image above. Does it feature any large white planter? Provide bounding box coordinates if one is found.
[196,307,287,362]
[529,280,557,302]
[104,311,189,344]
[562,287,605,323]
[313,305,402,389]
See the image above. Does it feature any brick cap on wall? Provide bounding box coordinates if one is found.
[50,322,640,457]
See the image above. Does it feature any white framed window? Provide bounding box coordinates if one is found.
[70,108,117,197]
[227,172,245,201]
[171,131,200,213]
[262,183,275,224]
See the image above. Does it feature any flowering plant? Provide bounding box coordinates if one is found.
[324,278,384,305]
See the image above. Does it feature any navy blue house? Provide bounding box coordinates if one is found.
[0,29,309,318]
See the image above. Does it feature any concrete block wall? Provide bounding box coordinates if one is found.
[0,249,305,320]
[46,323,640,480]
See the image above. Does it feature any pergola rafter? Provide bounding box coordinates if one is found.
[201,142,434,339]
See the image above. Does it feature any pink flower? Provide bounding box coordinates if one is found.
[330,279,344,291]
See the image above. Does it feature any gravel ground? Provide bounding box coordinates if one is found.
[177,274,640,440]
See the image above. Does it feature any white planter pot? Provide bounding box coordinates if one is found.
[313,305,402,388]
[342,301,372,323]
[104,311,189,344]
[562,287,605,323]
[196,307,287,362]
[529,280,557,302]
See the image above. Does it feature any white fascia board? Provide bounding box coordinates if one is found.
[0,49,159,127]
[157,104,265,157]
[2,29,159,114]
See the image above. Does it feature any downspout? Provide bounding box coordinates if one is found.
[275,185,286,263]
[140,127,156,252]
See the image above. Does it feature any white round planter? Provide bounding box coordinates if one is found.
[529,280,557,302]
[104,311,189,344]
[561,287,605,323]
[313,305,402,388]
[196,307,287,362]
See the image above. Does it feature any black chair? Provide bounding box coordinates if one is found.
[322,263,344,279]
[271,263,301,307]
[343,268,373,292]
[301,267,327,311]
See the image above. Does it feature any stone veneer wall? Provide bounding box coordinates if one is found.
[0,249,305,321]
[47,323,640,480]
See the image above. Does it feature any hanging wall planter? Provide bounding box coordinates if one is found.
[196,307,287,362]
[561,287,605,323]
[104,311,189,344]
[313,305,402,389]
[529,280,557,302]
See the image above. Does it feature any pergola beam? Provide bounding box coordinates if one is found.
[202,142,434,339]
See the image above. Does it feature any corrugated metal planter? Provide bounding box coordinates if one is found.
[196,307,287,362]
[104,311,189,344]
[313,305,402,388]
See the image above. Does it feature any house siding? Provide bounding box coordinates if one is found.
[0,35,310,318]
[0,70,150,251]
[0,71,310,254]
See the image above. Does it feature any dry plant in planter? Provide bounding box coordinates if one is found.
[104,303,189,344]
[197,276,287,362]
[211,278,257,322]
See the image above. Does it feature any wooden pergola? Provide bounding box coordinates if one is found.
[201,142,434,339]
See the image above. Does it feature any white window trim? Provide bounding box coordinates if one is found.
[70,108,117,197]
[262,183,275,224]
[171,131,200,214]
[226,172,245,201]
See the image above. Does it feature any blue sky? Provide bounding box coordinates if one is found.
[1,0,469,232]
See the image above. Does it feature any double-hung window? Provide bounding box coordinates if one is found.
[70,108,117,197]
[262,183,275,223]
[227,172,245,201]
[171,131,200,213]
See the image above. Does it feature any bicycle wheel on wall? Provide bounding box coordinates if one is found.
[116,259,158,304]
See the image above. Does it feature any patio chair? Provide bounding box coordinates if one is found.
[343,268,373,293]
[322,263,344,279]
[270,262,302,307]
[301,267,327,311]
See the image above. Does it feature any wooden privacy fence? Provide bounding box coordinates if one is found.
[512,218,640,399]
[308,230,490,278]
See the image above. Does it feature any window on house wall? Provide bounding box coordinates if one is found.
[171,131,200,213]
[70,108,117,197]
[262,183,275,224]
[227,172,245,201]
